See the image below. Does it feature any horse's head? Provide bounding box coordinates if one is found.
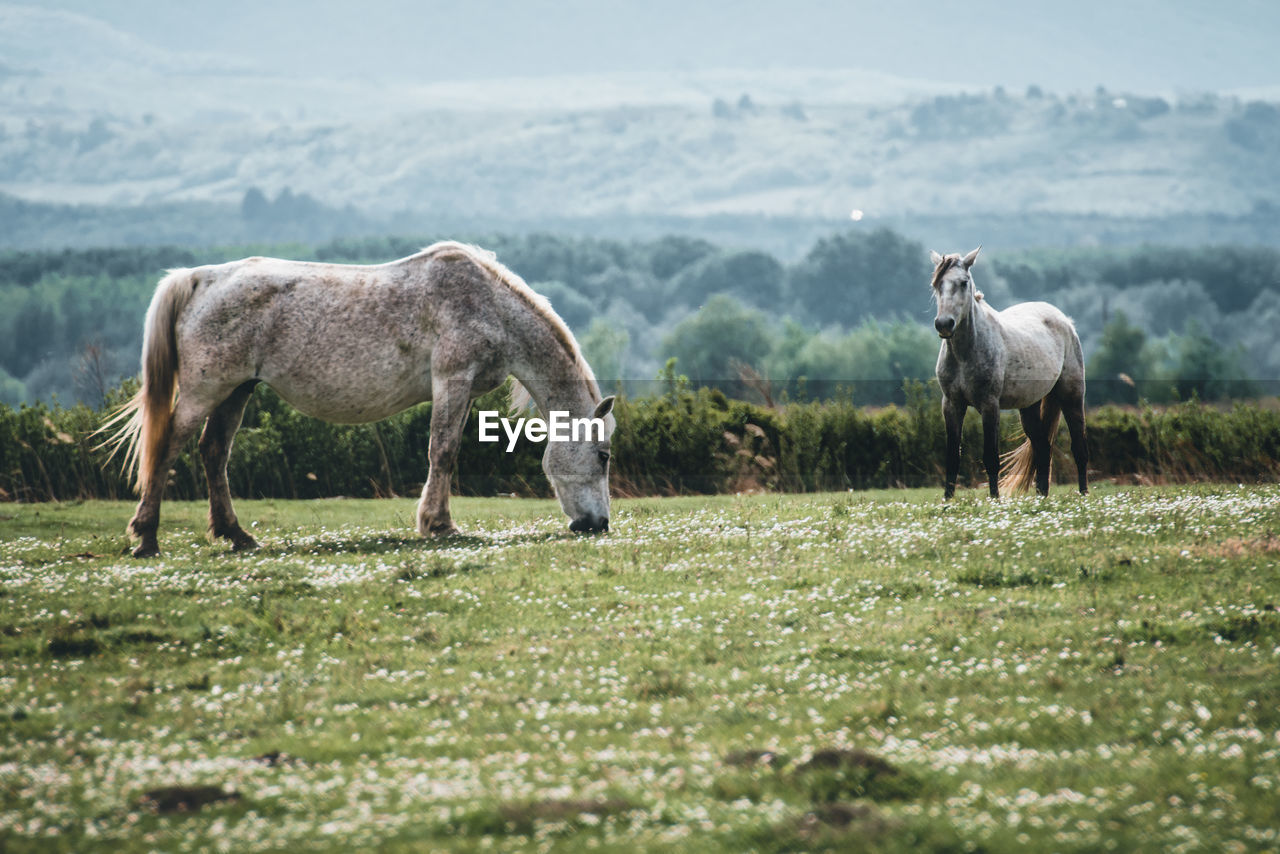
[543,395,615,534]
[929,246,981,339]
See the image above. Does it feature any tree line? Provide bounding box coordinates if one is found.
[0,229,1275,409]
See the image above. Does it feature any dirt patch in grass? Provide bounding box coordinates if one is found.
[138,785,241,814]
[1198,535,1280,559]
[797,748,898,775]
[47,635,100,657]
[1205,613,1280,643]
[792,748,922,802]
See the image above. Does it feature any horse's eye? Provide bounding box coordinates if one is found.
[598,451,610,467]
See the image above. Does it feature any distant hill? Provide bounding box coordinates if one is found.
[1,3,1278,248]
[3,86,1277,222]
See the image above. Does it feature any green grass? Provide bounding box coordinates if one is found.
[1,485,1279,852]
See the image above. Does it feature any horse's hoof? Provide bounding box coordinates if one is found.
[132,542,160,558]
[231,535,260,552]
[428,523,462,538]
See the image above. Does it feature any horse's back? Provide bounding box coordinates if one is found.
[994,302,1081,408]
[996,302,1078,352]
[174,256,450,422]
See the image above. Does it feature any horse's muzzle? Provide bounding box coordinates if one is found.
[935,316,956,338]
[570,514,609,534]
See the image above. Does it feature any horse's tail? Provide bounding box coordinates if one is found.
[999,396,1062,494]
[96,269,198,494]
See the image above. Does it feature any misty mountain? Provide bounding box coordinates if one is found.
[2,2,1277,246]
[4,81,1277,226]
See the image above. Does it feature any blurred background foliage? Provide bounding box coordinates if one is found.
[0,228,1272,410]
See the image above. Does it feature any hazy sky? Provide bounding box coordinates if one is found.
[24,0,1280,93]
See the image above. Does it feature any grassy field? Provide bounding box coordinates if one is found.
[1,486,1278,852]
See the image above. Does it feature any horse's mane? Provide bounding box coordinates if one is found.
[930,254,960,289]
[931,253,985,301]
[420,241,600,408]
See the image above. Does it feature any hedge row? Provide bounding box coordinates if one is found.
[1,382,1277,503]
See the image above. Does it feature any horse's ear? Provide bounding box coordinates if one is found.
[930,250,944,267]
[593,395,615,419]
[962,246,982,269]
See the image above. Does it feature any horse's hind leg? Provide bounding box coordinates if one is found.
[200,381,259,551]
[1019,403,1053,497]
[1062,395,1089,494]
[128,399,213,558]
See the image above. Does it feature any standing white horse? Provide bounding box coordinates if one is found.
[930,247,1088,499]
[103,242,615,557]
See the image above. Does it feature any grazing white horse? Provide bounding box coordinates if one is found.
[103,242,615,557]
[930,247,1088,499]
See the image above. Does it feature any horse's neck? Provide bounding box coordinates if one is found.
[511,323,598,417]
[951,297,997,357]
[518,369,597,418]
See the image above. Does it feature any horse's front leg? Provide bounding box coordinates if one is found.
[980,403,1001,498]
[417,372,474,537]
[942,396,966,500]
